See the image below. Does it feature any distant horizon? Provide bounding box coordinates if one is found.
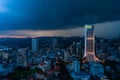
[0,21,120,39]
[0,35,120,39]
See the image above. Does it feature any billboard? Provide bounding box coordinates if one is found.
[85,25,92,29]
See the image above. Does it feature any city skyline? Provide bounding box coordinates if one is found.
[0,1,120,79]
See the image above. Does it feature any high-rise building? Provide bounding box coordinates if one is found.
[84,25,96,61]
[66,59,90,80]
[32,39,39,52]
[71,42,76,54]
[17,48,28,67]
[73,59,80,73]
[89,61,105,77]
[64,50,70,62]
[76,42,81,56]
[52,37,57,50]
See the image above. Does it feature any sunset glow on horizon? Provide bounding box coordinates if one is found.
[0,21,120,38]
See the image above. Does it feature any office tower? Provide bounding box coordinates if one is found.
[73,59,80,73]
[52,37,57,50]
[70,42,76,55]
[17,49,28,67]
[76,42,81,56]
[84,25,96,61]
[89,62,104,77]
[64,50,70,62]
[32,39,39,52]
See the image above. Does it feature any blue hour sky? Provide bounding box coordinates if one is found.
[0,0,120,38]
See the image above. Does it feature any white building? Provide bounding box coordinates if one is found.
[38,62,50,72]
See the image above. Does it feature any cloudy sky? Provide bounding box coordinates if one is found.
[0,0,120,38]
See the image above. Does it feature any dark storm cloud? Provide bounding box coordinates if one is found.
[0,0,120,30]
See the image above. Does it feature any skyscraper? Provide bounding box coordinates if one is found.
[32,39,39,52]
[76,42,81,56]
[64,50,70,62]
[73,59,80,73]
[52,37,57,50]
[84,25,96,61]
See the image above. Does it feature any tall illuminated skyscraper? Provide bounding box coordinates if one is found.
[84,25,96,61]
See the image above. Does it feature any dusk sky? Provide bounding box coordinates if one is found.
[0,0,120,38]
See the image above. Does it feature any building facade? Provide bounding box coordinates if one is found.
[32,39,39,52]
[84,25,96,61]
